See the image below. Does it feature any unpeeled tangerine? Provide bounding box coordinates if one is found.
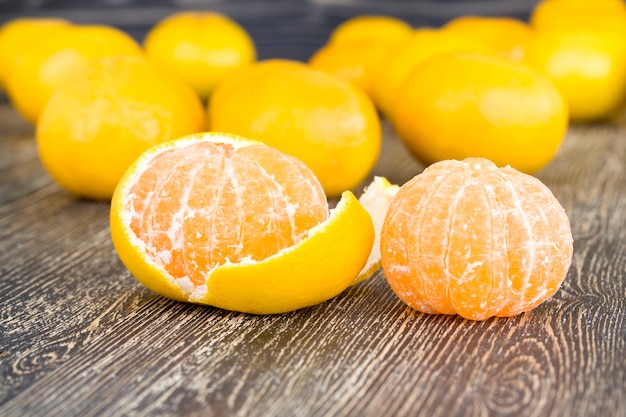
[381,157,573,321]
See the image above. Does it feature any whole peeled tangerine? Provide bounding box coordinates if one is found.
[381,157,574,321]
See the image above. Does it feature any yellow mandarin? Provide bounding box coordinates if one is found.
[393,53,568,174]
[144,11,256,101]
[6,24,142,124]
[209,59,381,197]
[37,55,205,200]
[0,17,70,90]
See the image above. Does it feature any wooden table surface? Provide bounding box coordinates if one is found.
[1,2,625,416]
[1,106,625,416]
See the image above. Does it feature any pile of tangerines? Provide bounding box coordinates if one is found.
[3,0,616,320]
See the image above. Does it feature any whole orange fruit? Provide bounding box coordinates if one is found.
[110,132,376,314]
[6,24,142,124]
[0,17,70,90]
[443,16,533,62]
[143,11,256,101]
[393,53,568,174]
[524,27,626,122]
[36,55,205,200]
[530,0,626,31]
[370,28,493,119]
[381,157,574,321]
[208,59,381,197]
[327,15,412,46]
[308,39,397,98]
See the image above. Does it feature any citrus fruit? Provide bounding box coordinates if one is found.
[143,11,256,101]
[370,28,494,119]
[443,15,533,62]
[5,24,142,124]
[530,0,626,31]
[393,53,568,174]
[0,17,70,90]
[208,59,381,197]
[110,132,376,314]
[327,15,412,46]
[524,27,626,122]
[36,55,205,200]
[381,157,574,321]
[308,39,397,98]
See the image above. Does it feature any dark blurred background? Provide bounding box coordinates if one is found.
[0,0,541,61]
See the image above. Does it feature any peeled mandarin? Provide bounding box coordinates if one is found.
[110,132,376,314]
[381,157,574,321]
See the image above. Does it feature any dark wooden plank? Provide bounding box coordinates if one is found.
[0,99,624,416]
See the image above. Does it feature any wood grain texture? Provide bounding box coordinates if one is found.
[1,95,624,417]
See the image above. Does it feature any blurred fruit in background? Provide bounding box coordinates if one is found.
[36,55,205,200]
[529,0,626,31]
[525,27,626,123]
[143,11,256,101]
[526,0,626,122]
[0,17,70,91]
[309,15,412,103]
[443,15,533,62]
[326,15,412,46]
[309,39,399,100]
[5,24,142,124]
[369,28,494,120]
[393,53,568,174]
[208,59,381,197]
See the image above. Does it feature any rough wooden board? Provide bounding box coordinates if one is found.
[0,102,624,417]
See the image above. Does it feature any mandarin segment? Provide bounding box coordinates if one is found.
[381,157,573,321]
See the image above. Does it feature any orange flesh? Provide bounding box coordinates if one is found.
[381,158,573,320]
[126,141,329,287]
